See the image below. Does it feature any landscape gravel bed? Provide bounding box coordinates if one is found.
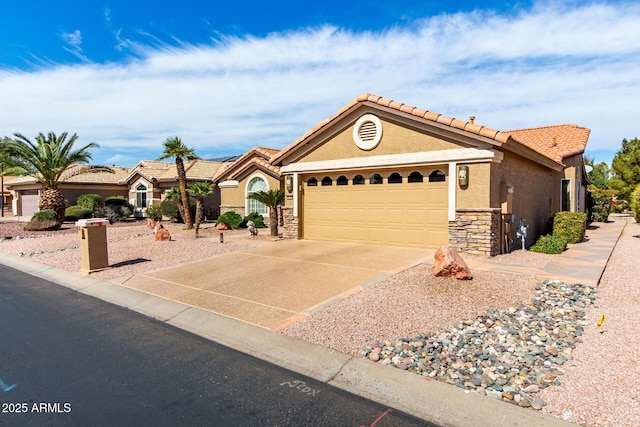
[1,218,638,426]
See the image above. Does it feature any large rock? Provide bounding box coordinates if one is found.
[216,222,230,231]
[154,224,171,241]
[431,246,472,280]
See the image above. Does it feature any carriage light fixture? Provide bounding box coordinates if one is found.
[458,165,469,187]
[286,175,293,193]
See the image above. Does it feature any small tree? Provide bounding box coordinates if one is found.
[188,181,214,234]
[611,137,640,202]
[247,189,285,236]
[163,187,185,221]
[157,137,199,229]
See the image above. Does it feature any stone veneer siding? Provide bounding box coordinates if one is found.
[449,208,501,256]
[281,206,299,239]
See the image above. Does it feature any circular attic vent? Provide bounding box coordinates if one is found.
[353,114,382,150]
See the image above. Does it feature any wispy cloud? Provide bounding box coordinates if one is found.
[2,1,639,166]
[61,29,89,62]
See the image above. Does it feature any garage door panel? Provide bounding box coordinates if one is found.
[303,171,448,248]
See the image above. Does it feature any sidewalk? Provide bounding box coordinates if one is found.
[0,216,628,426]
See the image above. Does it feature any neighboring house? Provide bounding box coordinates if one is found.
[217,93,590,255]
[7,159,232,219]
[2,176,18,215]
[123,159,228,218]
[6,166,131,217]
[214,147,281,224]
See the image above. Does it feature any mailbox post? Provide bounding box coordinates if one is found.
[76,218,109,274]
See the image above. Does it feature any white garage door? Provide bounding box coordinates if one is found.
[301,169,449,248]
[20,190,40,216]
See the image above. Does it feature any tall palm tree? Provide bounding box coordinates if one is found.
[157,137,199,229]
[247,189,285,236]
[0,132,111,225]
[188,181,214,235]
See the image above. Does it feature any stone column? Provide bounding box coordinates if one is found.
[449,208,501,256]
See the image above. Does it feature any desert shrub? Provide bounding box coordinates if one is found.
[215,211,243,228]
[145,204,163,221]
[160,198,180,221]
[65,205,93,221]
[105,195,130,206]
[24,209,60,231]
[530,234,567,254]
[76,194,103,212]
[631,184,640,223]
[240,212,266,228]
[553,212,587,244]
[587,185,613,222]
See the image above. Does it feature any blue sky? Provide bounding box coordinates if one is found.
[1,0,638,167]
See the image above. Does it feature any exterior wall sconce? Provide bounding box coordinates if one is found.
[507,185,514,194]
[286,175,293,193]
[458,165,469,187]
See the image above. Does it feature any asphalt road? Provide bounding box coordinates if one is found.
[0,265,433,426]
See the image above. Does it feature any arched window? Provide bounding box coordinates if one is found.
[336,176,348,186]
[136,183,147,208]
[429,170,446,182]
[370,173,383,185]
[307,177,318,187]
[247,176,269,215]
[353,175,365,185]
[388,172,403,184]
[321,176,333,186]
[408,171,424,183]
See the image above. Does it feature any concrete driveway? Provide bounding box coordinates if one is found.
[117,239,433,329]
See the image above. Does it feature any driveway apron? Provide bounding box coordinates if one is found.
[118,240,432,329]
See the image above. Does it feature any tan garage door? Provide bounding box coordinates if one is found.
[301,169,448,248]
[20,190,40,216]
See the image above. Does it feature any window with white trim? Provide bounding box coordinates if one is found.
[561,179,571,212]
[136,183,147,208]
[247,176,269,215]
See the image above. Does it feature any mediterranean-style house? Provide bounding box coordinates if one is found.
[216,93,590,255]
[6,159,230,218]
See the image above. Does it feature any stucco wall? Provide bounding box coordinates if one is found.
[297,116,464,163]
[455,162,491,209]
[490,152,555,249]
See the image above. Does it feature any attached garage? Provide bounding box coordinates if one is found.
[20,190,40,216]
[301,168,449,248]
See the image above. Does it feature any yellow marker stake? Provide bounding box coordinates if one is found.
[597,315,605,327]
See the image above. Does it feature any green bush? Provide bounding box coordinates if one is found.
[553,212,587,244]
[76,194,103,212]
[146,204,163,221]
[215,211,243,228]
[631,184,640,223]
[160,198,180,221]
[530,234,567,254]
[65,205,93,221]
[105,195,130,207]
[24,209,60,231]
[587,185,613,222]
[240,212,266,228]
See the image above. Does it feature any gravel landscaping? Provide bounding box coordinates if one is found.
[1,218,638,426]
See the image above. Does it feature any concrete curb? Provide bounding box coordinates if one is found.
[0,252,577,426]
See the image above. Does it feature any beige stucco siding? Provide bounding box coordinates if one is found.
[456,162,491,208]
[490,152,555,248]
[219,172,281,214]
[298,117,465,163]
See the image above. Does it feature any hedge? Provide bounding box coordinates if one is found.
[553,212,587,244]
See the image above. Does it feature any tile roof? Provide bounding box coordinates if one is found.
[271,93,510,165]
[213,146,281,181]
[5,165,131,187]
[270,93,588,169]
[126,159,225,183]
[504,124,590,163]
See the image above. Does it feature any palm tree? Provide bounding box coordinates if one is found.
[0,132,111,225]
[157,137,199,229]
[188,181,215,235]
[247,189,285,236]
[164,186,186,222]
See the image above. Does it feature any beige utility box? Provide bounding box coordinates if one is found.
[76,218,110,274]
